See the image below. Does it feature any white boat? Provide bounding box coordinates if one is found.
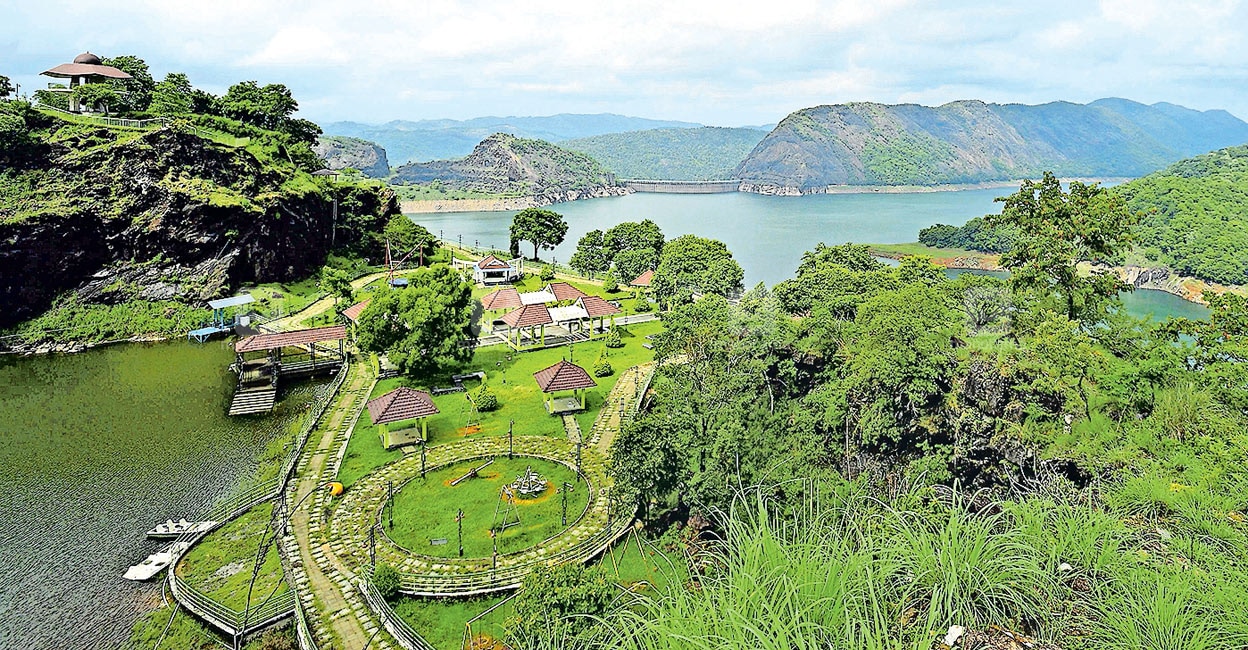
[123,542,190,581]
[146,518,216,538]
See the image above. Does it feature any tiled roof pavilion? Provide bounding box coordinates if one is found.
[367,387,440,424]
[533,360,597,393]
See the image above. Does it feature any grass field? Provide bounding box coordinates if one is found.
[175,502,289,612]
[384,457,589,559]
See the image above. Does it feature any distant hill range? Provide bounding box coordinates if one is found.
[561,127,768,181]
[324,113,701,165]
[313,136,390,177]
[392,133,629,206]
[735,99,1248,192]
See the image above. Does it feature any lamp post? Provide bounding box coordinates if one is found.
[508,420,514,459]
[560,481,572,526]
[456,508,465,557]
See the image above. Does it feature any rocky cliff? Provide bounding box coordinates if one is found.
[391,133,630,206]
[735,99,1248,192]
[313,135,390,177]
[0,110,397,329]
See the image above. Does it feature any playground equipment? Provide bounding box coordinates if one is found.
[450,459,495,487]
[510,466,548,498]
[492,485,521,533]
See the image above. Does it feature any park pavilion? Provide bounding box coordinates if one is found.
[545,282,587,303]
[367,387,440,449]
[533,360,597,414]
[471,255,522,285]
[629,270,654,290]
[500,303,554,348]
[577,295,622,333]
[340,299,371,340]
[41,52,132,113]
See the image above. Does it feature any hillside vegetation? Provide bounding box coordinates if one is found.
[736,98,1248,191]
[391,133,629,206]
[313,135,390,177]
[561,127,766,180]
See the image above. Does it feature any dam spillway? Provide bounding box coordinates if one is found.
[622,179,741,194]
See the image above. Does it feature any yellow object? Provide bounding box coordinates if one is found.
[329,482,344,496]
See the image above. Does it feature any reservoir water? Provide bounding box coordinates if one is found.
[0,340,323,649]
[410,190,1209,320]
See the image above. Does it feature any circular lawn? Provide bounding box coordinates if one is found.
[383,456,589,559]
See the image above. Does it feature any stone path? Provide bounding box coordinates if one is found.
[590,362,656,454]
[284,359,398,650]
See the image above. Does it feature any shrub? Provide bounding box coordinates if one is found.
[603,328,623,348]
[373,562,401,600]
[474,383,500,412]
[540,265,556,281]
[633,299,653,313]
[593,358,613,377]
[602,273,618,293]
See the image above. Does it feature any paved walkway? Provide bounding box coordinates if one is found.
[285,359,398,650]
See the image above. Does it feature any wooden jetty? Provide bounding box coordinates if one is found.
[229,326,347,415]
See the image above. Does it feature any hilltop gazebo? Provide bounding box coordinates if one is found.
[533,360,597,415]
[41,52,132,113]
[367,387,440,449]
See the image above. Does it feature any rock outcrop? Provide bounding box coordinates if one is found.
[313,136,390,178]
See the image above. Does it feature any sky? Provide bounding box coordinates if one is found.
[3,0,1246,127]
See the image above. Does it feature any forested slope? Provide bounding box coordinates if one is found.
[561,127,766,180]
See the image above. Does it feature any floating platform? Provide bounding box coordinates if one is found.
[188,324,231,343]
[229,387,277,416]
[124,541,190,581]
[146,519,216,539]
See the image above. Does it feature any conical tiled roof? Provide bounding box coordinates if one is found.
[367,387,439,424]
[533,360,597,393]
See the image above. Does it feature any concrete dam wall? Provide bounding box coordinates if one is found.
[622,180,741,194]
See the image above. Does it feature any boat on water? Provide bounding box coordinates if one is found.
[123,542,190,581]
[146,518,216,539]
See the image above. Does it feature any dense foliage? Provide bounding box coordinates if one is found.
[509,208,569,260]
[918,216,1018,253]
[561,127,766,180]
[650,235,744,305]
[570,219,664,281]
[356,264,474,377]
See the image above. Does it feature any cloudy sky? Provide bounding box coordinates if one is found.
[3,0,1246,126]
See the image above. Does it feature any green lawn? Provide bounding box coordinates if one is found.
[175,502,289,612]
[392,594,508,650]
[385,457,589,559]
[338,319,660,487]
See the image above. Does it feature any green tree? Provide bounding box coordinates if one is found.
[651,235,744,305]
[601,272,618,293]
[33,87,69,110]
[101,55,154,113]
[379,215,437,264]
[603,219,664,256]
[612,247,658,285]
[988,172,1136,324]
[371,563,401,600]
[569,229,610,275]
[72,84,119,114]
[356,264,474,377]
[319,266,352,308]
[149,73,193,116]
[508,208,568,260]
[0,75,14,100]
[507,563,617,643]
[218,81,321,144]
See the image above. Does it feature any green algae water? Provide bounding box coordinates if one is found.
[0,340,323,649]
[412,190,1209,320]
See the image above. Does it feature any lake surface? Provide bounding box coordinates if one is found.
[411,191,1208,320]
[0,341,324,650]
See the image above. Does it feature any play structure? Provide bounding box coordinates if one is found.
[450,459,496,487]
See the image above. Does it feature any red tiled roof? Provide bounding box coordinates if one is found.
[546,282,587,302]
[500,304,553,328]
[578,295,621,318]
[341,299,371,323]
[481,287,522,310]
[533,360,597,393]
[476,255,512,270]
[367,387,439,424]
[630,270,654,287]
[235,326,347,353]
[42,63,133,79]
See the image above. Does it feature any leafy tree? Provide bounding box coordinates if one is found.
[319,266,352,307]
[473,383,499,411]
[101,55,154,113]
[1024,313,1107,421]
[217,81,321,144]
[569,229,610,275]
[72,84,119,114]
[540,265,556,282]
[356,264,474,377]
[603,328,623,348]
[988,172,1136,325]
[508,208,568,260]
[33,88,68,110]
[149,73,193,116]
[651,235,744,305]
[379,215,437,264]
[601,272,618,293]
[188,88,219,115]
[593,357,613,377]
[372,563,401,600]
[603,219,664,256]
[612,247,658,285]
[507,563,616,643]
[0,75,14,100]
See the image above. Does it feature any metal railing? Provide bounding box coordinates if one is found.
[358,578,438,650]
[169,572,296,635]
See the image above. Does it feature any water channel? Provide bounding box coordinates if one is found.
[0,340,323,649]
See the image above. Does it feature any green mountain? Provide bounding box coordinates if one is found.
[561,127,767,181]
[1117,145,1248,286]
[736,99,1248,191]
[313,135,390,177]
[324,113,702,164]
[392,133,628,205]
[0,103,396,330]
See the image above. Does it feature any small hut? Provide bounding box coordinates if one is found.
[545,282,587,304]
[472,255,522,285]
[533,360,597,414]
[500,303,554,348]
[577,295,622,335]
[366,387,440,448]
[629,270,654,291]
